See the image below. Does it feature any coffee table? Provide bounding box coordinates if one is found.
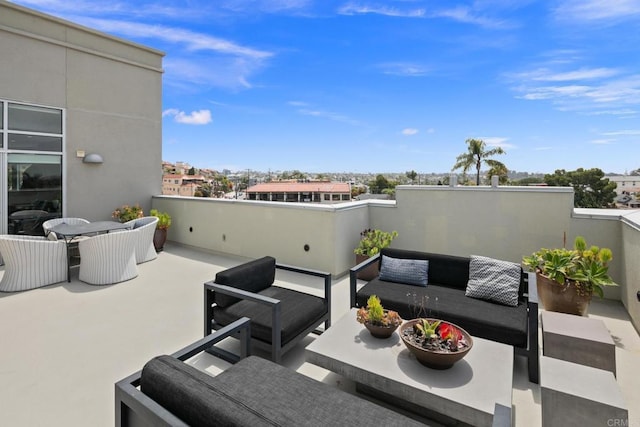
[305,309,513,427]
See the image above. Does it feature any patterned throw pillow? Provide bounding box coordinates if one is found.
[379,255,429,287]
[465,255,521,306]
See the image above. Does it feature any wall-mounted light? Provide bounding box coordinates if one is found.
[83,153,104,164]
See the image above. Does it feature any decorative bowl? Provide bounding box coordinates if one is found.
[399,318,473,369]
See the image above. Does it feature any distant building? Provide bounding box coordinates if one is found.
[246,182,351,203]
[162,174,207,197]
[607,175,640,195]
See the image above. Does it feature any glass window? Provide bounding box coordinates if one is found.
[7,153,62,235]
[0,102,3,129]
[8,134,62,151]
[8,103,62,134]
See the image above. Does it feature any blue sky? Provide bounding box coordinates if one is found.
[12,0,640,174]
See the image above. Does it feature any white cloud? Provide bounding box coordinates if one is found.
[297,108,361,126]
[402,128,419,136]
[520,67,620,82]
[554,0,640,22]
[163,109,212,125]
[508,57,640,112]
[378,62,430,77]
[601,129,640,136]
[338,4,425,18]
[481,137,515,149]
[591,139,615,144]
[80,18,272,59]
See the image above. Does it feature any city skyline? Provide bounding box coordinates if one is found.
[13,0,640,175]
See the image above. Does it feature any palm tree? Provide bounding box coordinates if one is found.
[452,138,506,185]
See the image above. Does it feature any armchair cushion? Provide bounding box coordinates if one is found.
[213,286,327,345]
[214,256,276,308]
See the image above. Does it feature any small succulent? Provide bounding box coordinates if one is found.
[357,295,402,327]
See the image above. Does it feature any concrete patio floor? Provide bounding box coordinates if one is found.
[0,243,638,426]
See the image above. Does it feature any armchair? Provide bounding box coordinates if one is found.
[123,216,158,264]
[204,256,331,363]
[0,235,67,292]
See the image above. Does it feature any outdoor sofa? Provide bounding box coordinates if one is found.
[350,247,539,383]
[115,317,426,427]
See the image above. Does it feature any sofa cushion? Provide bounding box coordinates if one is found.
[357,278,528,348]
[214,256,276,308]
[213,286,327,345]
[379,255,428,286]
[380,248,470,290]
[141,355,423,427]
[465,255,521,307]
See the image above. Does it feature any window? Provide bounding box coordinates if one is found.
[324,194,330,201]
[2,100,64,235]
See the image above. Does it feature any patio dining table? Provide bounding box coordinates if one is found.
[51,221,132,282]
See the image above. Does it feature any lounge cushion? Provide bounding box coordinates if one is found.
[141,355,423,427]
[213,286,327,345]
[465,255,521,307]
[214,256,276,308]
[357,278,528,348]
[379,255,428,286]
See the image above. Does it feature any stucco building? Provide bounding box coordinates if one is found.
[246,182,351,203]
[0,1,163,234]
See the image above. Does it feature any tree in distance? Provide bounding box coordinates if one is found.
[452,138,506,186]
[406,170,418,184]
[544,168,616,208]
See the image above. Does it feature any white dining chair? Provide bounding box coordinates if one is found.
[124,216,158,264]
[0,235,67,292]
[78,230,138,285]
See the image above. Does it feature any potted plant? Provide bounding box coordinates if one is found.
[112,204,144,223]
[354,229,398,280]
[150,209,171,252]
[399,318,472,369]
[522,236,616,316]
[356,295,402,338]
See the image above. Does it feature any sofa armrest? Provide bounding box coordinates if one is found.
[526,272,539,304]
[350,253,380,308]
[276,263,331,328]
[115,317,251,427]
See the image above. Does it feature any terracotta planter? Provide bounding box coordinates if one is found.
[536,273,592,316]
[153,228,167,252]
[362,318,400,339]
[399,319,473,370]
[355,254,379,281]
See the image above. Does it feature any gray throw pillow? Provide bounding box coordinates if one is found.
[465,255,520,306]
[379,255,429,287]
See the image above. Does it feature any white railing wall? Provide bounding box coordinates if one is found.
[153,186,640,332]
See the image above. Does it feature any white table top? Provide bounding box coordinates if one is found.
[306,308,513,427]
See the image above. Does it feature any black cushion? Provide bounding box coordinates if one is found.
[141,355,424,427]
[381,248,471,290]
[357,278,528,348]
[140,355,272,427]
[214,256,276,308]
[213,286,327,345]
